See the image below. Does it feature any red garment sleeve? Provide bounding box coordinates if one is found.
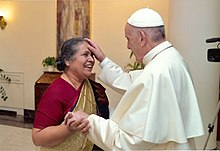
[33,91,64,129]
[33,78,80,129]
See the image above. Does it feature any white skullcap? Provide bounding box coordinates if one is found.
[127,8,164,27]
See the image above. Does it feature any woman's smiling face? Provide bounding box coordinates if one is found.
[67,42,95,79]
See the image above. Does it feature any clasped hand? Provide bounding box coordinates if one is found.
[64,111,90,135]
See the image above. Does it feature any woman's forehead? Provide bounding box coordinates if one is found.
[76,44,91,53]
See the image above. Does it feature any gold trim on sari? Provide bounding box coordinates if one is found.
[41,79,97,151]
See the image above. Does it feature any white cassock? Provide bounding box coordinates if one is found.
[87,41,204,150]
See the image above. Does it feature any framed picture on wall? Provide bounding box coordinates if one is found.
[57,0,91,55]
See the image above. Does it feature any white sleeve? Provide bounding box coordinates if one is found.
[98,58,141,92]
[87,114,155,150]
[99,57,110,68]
[98,57,124,86]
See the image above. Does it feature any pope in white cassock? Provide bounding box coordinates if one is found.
[65,8,204,150]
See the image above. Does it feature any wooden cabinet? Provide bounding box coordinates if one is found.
[34,71,62,110]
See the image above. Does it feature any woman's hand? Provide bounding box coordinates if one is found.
[64,111,90,135]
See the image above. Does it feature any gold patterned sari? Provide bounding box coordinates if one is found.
[41,79,97,151]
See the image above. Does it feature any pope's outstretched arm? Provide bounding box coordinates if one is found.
[85,38,139,92]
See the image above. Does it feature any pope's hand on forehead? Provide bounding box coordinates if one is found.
[84,38,106,62]
[85,38,98,49]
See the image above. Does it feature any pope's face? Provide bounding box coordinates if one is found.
[125,24,143,63]
[67,42,95,79]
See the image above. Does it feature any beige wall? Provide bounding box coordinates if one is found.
[0,1,56,111]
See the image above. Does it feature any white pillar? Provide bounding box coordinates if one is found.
[168,0,220,149]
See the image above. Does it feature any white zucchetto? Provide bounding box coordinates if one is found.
[127,8,164,27]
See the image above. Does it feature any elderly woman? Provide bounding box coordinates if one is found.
[32,37,109,151]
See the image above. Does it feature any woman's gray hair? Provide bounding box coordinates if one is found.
[56,37,86,71]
